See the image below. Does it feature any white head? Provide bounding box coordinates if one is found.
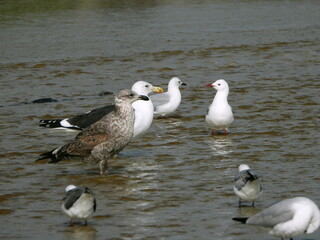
[212,79,229,92]
[238,164,250,172]
[65,185,77,192]
[168,77,186,89]
[132,81,163,96]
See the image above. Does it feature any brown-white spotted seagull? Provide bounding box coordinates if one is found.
[37,89,149,174]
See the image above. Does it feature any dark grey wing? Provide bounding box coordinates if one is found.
[67,105,116,129]
[39,105,115,130]
[234,170,262,191]
[63,188,84,210]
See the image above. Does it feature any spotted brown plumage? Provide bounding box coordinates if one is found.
[37,89,149,174]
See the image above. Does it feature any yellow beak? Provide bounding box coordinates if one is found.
[152,86,164,93]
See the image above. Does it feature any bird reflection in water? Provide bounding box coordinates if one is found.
[206,136,233,156]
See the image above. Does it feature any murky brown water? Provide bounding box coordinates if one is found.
[1,0,320,239]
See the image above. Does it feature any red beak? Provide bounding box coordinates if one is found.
[205,84,213,87]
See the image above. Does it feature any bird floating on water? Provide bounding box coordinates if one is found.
[39,81,163,139]
[232,197,320,240]
[233,164,263,207]
[62,185,96,226]
[37,89,149,175]
[150,77,187,117]
[205,79,233,135]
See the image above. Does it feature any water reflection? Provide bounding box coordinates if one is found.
[64,225,96,240]
[205,136,233,156]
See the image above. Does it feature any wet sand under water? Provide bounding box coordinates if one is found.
[1,0,320,239]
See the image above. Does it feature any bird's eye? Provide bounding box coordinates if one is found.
[218,83,221,86]
[145,85,149,88]
[129,93,135,97]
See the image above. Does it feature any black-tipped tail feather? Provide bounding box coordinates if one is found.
[36,149,59,163]
[39,119,64,128]
[232,217,248,224]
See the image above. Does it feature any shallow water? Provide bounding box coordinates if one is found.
[1,0,320,239]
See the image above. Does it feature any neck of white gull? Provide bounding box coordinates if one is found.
[213,89,229,104]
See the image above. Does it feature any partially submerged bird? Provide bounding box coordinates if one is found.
[205,79,233,135]
[233,164,263,207]
[233,197,320,240]
[39,81,163,139]
[37,89,149,174]
[62,185,96,226]
[150,77,186,117]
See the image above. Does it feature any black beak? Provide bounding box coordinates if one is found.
[182,82,187,86]
[139,95,149,101]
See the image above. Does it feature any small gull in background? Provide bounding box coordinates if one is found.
[205,79,233,135]
[233,197,320,240]
[150,77,186,117]
[39,81,163,139]
[62,185,96,226]
[37,89,149,175]
[233,164,263,207]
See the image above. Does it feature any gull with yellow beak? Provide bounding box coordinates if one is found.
[39,81,163,139]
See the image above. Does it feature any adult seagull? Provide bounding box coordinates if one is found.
[205,79,233,135]
[150,77,186,117]
[37,89,149,174]
[62,185,96,226]
[233,197,320,240]
[39,81,163,138]
[233,164,263,207]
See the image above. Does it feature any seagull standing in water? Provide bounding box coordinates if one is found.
[39,81,163,139]
[205,79,233,135]
[150,77,187,117]
[62,185,96,226]
[233,197,320,240]
[37,89,149,175]
[233,164,263,207]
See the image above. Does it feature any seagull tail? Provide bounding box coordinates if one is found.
[39,119,63,128]
[36,149,60,163]
[232,217,248,224]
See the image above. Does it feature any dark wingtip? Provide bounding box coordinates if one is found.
[36,150,59,163]
[232,217,248,224]
[38,119,64,128]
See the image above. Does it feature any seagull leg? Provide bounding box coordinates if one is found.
[224,129,227,135]
[211,129,215,136]
[84,219,88,226]
[99,159,108,175]
[252,201,255,207]
[238,199,242,207]
[69,218,74,226]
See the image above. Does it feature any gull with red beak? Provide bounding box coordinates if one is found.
[205,79,233,135]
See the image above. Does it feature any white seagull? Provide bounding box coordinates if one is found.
[205,79,233,135]
[233,197,320,240]
[233,164,263,207]
[150,77,186,117]
[39,81,163,139]
[61,185,96,226]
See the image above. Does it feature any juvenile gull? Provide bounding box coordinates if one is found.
[205,79,234,135]
[62,185,96,226]
[39,81,163,138]
[37,89,149,174]
[233,164,263,207]
[149,77,186,117]
[233,197,320,240]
